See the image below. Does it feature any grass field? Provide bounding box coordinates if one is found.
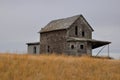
[0,53,120,80]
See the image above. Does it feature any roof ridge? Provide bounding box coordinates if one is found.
[52,14,81,21]
[40,14,81,33]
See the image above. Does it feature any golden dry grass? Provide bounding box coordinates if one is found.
[0,53,120,80]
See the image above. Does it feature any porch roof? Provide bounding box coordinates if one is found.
[67,37,111,49]
[26,42,40,45]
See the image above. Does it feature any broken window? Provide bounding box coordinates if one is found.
[82,31,85,37]
[75,26,78,36]
[71,45,74,49]
[80,45,84,49]
[33,46,36,54]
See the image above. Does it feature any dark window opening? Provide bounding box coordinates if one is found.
[75,26,78,36]
[82,31,85,37]
[80,45,84,49]
[33,46,36,54]
[47,46,50,52]
[71,45,74,49]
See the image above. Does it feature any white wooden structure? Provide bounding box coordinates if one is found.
[26,42,40,54]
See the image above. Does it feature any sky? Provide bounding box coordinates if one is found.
[0,0,120,59]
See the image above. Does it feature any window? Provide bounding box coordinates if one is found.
[80,45,84,49]
[71,45,74,49]
[47,46,50,52]
[75,26,78,36]
[33,46,36,54]
[82,31,85,37]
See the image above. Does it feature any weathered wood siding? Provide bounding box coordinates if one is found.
[64,17,92,55]
[67,17,92,39]
[40,30,67,54]
[40,16,92,55]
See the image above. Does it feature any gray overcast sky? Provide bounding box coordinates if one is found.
[0,0,120,58]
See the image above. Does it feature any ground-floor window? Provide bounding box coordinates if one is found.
[71,45,74,49]
[80,45,84,49]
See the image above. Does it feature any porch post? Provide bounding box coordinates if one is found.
[108,44,110,57]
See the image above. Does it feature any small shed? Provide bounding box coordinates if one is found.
[26,42,40,54]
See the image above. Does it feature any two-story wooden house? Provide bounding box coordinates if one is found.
[27,15,111,56]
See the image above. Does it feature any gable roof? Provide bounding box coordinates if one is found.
[40,15,94,33]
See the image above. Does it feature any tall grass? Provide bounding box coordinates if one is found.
[0,53,120,80]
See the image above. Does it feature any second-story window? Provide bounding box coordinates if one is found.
[82,31,85,37]
[75,26,78,36]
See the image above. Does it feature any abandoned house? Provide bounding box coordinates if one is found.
[27,14,111,56]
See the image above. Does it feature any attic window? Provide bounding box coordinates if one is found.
[71,45,74,49]
[82,31,85,37]
[80,45,84,49]
[75,26,78,36]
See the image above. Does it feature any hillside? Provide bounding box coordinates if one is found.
[0,53,120,80]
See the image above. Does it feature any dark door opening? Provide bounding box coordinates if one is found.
[33,46,37,54]
[47,46,50,52]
